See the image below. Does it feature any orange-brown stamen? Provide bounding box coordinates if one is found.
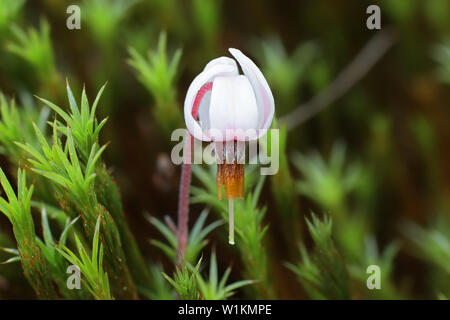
[216,162,244,200]
[215,141,245,245]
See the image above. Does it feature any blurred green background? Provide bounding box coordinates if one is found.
[0,0,449,299]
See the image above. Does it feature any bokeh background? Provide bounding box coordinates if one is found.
[0,0,449,299]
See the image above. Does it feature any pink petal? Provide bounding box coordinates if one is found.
[184,57,238,141]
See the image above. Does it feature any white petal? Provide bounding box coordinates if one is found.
[184,57,238,141]
[204,56,237,71]
[209,75,259,141]
[228,48,274,138]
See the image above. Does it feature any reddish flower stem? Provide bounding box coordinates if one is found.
[177,81,210,265]
[176,134,192,265]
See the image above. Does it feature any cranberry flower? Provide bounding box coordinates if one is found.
[184,48,274,244]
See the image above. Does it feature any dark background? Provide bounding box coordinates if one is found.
[0,0,449,299]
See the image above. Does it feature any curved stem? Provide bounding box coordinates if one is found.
[280,29,396,130]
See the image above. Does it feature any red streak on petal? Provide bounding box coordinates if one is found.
[192,82,213,119]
